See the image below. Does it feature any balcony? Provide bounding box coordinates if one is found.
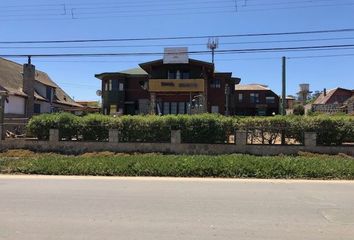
[148,79,205,92]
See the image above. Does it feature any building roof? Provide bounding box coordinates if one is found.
[139,58,214,73]
[313,87,353,105]
[0,58,82,108]
[235,84,270,91]
[119,67,148,75]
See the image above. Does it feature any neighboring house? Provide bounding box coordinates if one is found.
[234,84,280,116]
[342,95,354,115]
[95,58,240,115]
[0,58,83,132]
[312,88,354,114]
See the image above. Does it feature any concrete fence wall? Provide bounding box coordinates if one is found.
[0,129,353,156]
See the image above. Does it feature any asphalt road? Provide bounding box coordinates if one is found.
[0,176,353,240]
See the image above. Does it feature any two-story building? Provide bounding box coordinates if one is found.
[0,57,83,134]
[234,84,280,116]
[95,51,241,115]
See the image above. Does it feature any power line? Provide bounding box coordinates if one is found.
[288,53,354,59]
[1,28,354,44]
[2,36,354,50]
[2,44,354,58]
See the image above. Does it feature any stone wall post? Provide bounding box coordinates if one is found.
[236,130,247,146]
[49,129,59,142]
[171,130,181,144]
[304,132,317,147]
[109,129,119,143]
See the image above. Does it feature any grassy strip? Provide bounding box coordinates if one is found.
[0,150,353,179]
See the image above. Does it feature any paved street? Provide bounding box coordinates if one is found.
[0,176,353,240]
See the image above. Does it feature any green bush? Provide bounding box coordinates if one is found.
[1,152,353,179]
[26,113,354,145]
[293,104,305,115]
[80,114,117,141]
[27,113,80,140]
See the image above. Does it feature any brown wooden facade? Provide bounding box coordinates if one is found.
[95,58,240,115]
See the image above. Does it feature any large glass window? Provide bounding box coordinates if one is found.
[238,93,243,102]
[250,93,260,103]
[171,102,177,114]
[163,102,170,115]
[178,102,185,114]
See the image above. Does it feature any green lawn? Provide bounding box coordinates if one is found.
[0,150,353,179]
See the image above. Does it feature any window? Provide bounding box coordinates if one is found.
[163,102,170,115]
[238,93,243,102]
[182,71,190,79]
[46,87,52,101]
[178,102,185,114]
[171,102,177,114]
[108,80,112,91]
[250,93,260,103]
[211,105,219,113]
[119,83,124,91]
[34,103,41,114]
[168,70,190,79]
[104,81,109,91]
[112,80,118,90]
[266,96,275,104]
[176,70,181,79]
[210,79,221,88]
[168,71,176,79]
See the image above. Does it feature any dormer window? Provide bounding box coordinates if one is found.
[46,86,52,101]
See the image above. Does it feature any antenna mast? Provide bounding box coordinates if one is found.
[207,37,219,64]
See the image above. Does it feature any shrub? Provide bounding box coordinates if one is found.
[26,113,354,145]
[293,104,305,115]
[27,112,80,140]
[1,152,353,179]
[80,114,116,141]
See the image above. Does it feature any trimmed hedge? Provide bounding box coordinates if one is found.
[0,151,353,179]
[26,113,354,145]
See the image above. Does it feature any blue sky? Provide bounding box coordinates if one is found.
[1,0,354,101]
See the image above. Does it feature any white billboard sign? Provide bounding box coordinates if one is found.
[163,47,189,64]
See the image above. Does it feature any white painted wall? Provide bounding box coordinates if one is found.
[5,95,25,115]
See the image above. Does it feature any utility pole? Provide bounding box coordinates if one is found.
[0,91,8,140]
[282,56,286,116]
[281,57,286,145]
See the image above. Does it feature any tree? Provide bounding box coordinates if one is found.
[293,104,305,115]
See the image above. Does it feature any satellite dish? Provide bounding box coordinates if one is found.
[96,90,102,96]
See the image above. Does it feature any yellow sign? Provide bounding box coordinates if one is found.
[149,79,204,92]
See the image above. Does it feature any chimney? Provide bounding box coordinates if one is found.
[23,56,35,118]
[323,88,327,96]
